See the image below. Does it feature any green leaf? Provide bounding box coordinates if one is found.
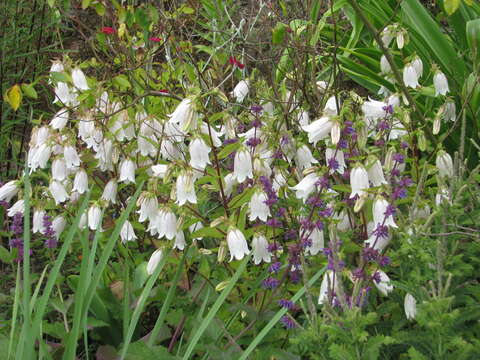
[228,187,255,210]
[21,84,38,99]
[190,227,224,239]
[444,0,461,15]
[4,84,22,111]
[217,141,241,159]
[466,19,480,60]
[81,0,91,9]
[272,22,287,45]
[0,245,12,263]
[113,75,131,89]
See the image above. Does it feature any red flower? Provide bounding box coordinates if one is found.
[149,37,162,42]
[159,89,169,93]
[228,56,245,69]
[101,27,115,35]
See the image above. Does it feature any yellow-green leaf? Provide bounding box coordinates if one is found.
[464,0,473,5]
[444,0,461,15]
[81,0,91,9]
[5,85,22,111]
[21,83,38,99]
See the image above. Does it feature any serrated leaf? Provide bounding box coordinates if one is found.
[5,84,22,111]
[21,83,38,99]
[444,0,461,15]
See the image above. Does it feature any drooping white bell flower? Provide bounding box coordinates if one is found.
[173,230,186,250]
[380,55,391,74]
[373,270,393,296]
[137,121,157,157]
[324,96,339,115]
[350,164,369,199]
[291,173,320,202]
[435,186,451,206]
[362,98,388,122]
[436,150,453,178]
[381,26,394,47]
[373,196,397,228]
[367,158,387,187]
[137,194,159,223]
[101,179,117,204]
[88,205,102,231]
[403,63,419,88]
[33,209,46,234]
[176,170,197,206]
[330,121,341,145]
[71,68,89,90]
[234,148,253,182]
[50,108,69,130]
[52,216,66,240]
[0,180,19,202]
[396,30,405,49]
[224,173,238,196]
[29,143,52,173]
[120,220,137,243]
[119,158,136,184]
[248,190,271,222]
[365,232,391,252]
[7,199,24,217]
[64,146,80,169]
[305,227,324,256]
[443,99,456,122]
[326,148,346,175]
[253,157,272,177]
[78,212,87,230]
[168,98,197,133]
[302,116,333,145]
[433,71,449,96]
[227,227,250,261]
[52,158,67,181]
[189,222,204,240]
[50,60,64,74]
[404,293,417,320]
[189,137,211,170]
[252,234,271,265]
[319,270,338,305]
[49,180,69,204]
[232,80,249,103]
[73,169,88,194]
[412,57,423,78]
[151,164,168,178]
[54,82,74,105]
[297,110,310,127]
[149,208,177,240]
[295,145,318,171]
[147,249,164,275]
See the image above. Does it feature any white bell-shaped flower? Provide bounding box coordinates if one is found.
[168,98,197,133]
[403,63,419,88]
[324,96,339,115]
[137,194,159,223]
[7,199,25,217]
[52,158,67,181]
[176,170,197,206]
[373,196,397,228]
[436,150,453,178]
[227,227,250,261]
[88,205,102,231]
[189,137,211,170]
[319,270,338,305]
[149,208,177,240]
[120,220,137,243]
[404,293,417,320]
[151,164,168,178]
[291,173,319,202]
[71,68,89,90]
[373,270,393,296]
[64,146,80,169]
[326,148,346,175]
[52,216,66,240]
[297,110,310,127]
[302,116,333,145]
[101,179,117,204]
[252,234,271,265]
[173,230,186,250]
[380,55,391,74]
[350,164,369,198]
[29,143,52,173]
[248,190,271,222]
[305,227,324,256]
[119,158,136,183]
[33,209,46,234]
[0,180,19,202]
[412,57,423,78]
[49,180,69,204]
[234,148,253,183]
[232,80,249,103]
[433,71,449,96]
[362,98,388,122]
[147,249,164,275]
[224,173,238,196]
[73,169,88,194]
[295,145,318,171]
[367,158,387,187]
[50,108,69,130]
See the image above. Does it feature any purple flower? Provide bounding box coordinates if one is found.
[278,299,295,310]
[246,137,261,148]
[280,315,296,329]
[352,268,365,280]
[378,256,391,267]
[377,120,390,131]
[289,270,301,283]
[263,277,280,289]
[337,139,348,149]
[384,204,396,217]
[393,153,405,164]
[392,187,407,200]
[371,271,382,284]
[269,262,282,274]
[284,229,297,240]
[372,224,389,239]
[328,157,339,171]
[250,105,263,114]
[382,104,394,114]
[266,218,282,228]
[363,246,379,262]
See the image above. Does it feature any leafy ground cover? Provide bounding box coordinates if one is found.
[1,0,479,359]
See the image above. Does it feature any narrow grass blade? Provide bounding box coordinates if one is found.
[119,248,171,359]
[26,190,92,359]
[146,249,189,347]
[8,266,21,360]
[29,265,50,311]
[239,266,327,360]
[182,254,251,360]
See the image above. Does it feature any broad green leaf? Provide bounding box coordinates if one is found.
[272,22,287,45]
[0,245,12,263]
[113,75,131,89]
[466,19,480,59]
[21,84,38,99]
[190,227,224,239]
